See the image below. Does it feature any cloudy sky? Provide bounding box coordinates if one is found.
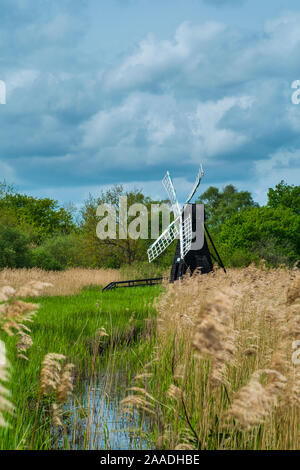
[1,0,300,206]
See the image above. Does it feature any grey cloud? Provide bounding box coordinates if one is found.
[0,4,300,205]
[105,15,300,96]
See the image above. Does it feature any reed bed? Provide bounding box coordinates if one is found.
[1,264,299,450]
[0,268,120,296]
[123,264,300,450]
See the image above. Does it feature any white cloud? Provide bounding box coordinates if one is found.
[146,116,175,145]
[6,69,40,95]
[104,14,300,95]
[255,148,300,175]
[81,92,179,152]
[105,21,227,91]
[190,96,253,159]
[254,148,300,202]
[80,91,254,171]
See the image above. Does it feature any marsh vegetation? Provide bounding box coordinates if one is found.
[0,265,299,450]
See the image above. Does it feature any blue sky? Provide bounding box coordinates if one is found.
[1,0,300,207]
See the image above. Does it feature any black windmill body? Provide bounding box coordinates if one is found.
[147,167,226,282]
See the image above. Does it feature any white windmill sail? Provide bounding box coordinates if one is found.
[162,171,181,217]
[185,164,204,204]
[147,165,203,263]
[181,213,193,257]
[162,171,185,258]
[147,213,193,263]
[147,217,180,263]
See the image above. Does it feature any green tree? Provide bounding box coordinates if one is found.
[267,181,300,214]
[196,184,258,230]
[217,206,300,267]
[0,182,75,243]
[81,185,153,267]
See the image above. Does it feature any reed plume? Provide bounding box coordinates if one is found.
[0,340,14,428]
[16,281,54,298]
[286,274,300,306]
[121,386,156,416]
[225,369,287,429]
[1,301,38,337]
[95,327,109,339]
[56,363,74,404]
[167,384,182,401]
[192,290,236,386]
[40,353,74,428]
[0,281,55,362]
[40,353,66,395]
[0,286,16,302]
[16,332,33,360]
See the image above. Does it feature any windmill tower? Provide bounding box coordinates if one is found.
[147,166,226,282]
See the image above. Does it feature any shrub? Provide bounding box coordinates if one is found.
[120,261,167,280]
[30,248,64,271]
[253,236,296,268]
[224,248,258,268]
[0,224,31,269]
[31,234,84,271]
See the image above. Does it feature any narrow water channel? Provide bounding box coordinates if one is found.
[58,367,153,450]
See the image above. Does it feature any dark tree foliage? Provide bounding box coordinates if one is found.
[0,224,31,269]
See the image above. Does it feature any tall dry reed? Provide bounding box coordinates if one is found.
[0,340,14,428]
[0,268,120,297]
[0,281,59,432]
[125,265,300,449]
[40,353,74,428]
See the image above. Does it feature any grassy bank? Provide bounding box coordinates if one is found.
[0,284,160,450]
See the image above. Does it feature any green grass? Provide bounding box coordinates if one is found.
[0,285,161,450]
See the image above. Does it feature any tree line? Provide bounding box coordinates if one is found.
[0,179,299,271]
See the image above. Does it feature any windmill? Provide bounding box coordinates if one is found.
[147,166,226,282]
[102,166,225,291]
[147,166,204,264]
